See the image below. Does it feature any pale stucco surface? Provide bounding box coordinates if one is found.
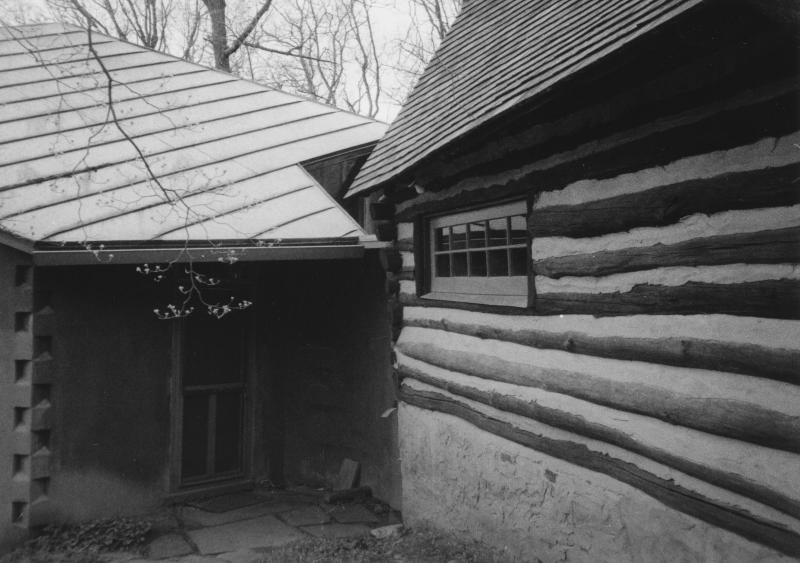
[398,403,794,563]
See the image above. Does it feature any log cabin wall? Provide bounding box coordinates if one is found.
[387,6,800,562]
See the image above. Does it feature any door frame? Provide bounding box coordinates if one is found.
[168,312,256,492]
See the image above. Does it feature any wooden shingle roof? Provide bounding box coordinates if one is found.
[348,0,706,196]
[0,23,386,253]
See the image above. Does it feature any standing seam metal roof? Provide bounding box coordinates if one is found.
[0,23,387,246]
[347,0,706,196]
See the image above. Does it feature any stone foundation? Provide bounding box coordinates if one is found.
[398,403,793,563]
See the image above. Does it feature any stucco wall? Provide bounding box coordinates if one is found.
[0,254,399,548]
[400,403,794,563]
[268,255,400,507]
[38,265,173,522]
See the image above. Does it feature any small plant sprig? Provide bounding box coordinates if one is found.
[139,263,252,320]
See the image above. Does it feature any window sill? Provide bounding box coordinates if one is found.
[422,291,528,308]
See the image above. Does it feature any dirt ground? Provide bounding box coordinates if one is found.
[1,528,515,563]
[257,529,514,562]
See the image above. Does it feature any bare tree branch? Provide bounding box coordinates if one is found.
[68,0,110,34]
[243,40,333,64]
[201,0,273,72]
[224,0,273,56]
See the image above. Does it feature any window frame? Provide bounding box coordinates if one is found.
[423,200,529,307]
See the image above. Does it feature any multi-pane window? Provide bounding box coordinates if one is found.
[427,201,528,307]
[433,215,527,278]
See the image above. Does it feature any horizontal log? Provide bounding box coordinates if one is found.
[397,270,415,282]
[535,131,800,209]
[395,81,799,221]
[399,361,800,519]
[535,279,800,319]
[397,329,800,452]
[532,204,800,261]
[400,385,800,557]
[531,163,800,238]
[402,308,800,385]
[407,33,792,193]
[536,264,800,294]
[399,292,533,316]
[533,226,800,278]
[395,239,414,252]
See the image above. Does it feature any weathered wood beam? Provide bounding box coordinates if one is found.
[535,279,800,319]
[531,163,800,239]
[396,328,800,452]
[399,386,800,557]
[403,310,800,385]
[533,227,800,278]
[399,364,800,520]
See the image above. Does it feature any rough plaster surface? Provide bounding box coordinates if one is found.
[398,403,793,563]
[397,353,800,506]
[49,470,163,523]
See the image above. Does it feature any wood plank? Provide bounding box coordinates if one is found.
[531,163,800,239]
[400,385,800,557]
[334,458,360,490]
[403,310,800,385]
[399,363,800,519]
[535,279,800,319]
[533,227,800,278]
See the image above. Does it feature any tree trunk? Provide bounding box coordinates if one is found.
[202,0,231,72]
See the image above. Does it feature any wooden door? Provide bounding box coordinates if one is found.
[179,312,247,485]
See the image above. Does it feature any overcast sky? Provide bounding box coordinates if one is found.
[0,0,433,122]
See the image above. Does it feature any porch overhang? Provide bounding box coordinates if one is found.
[31,238,389,266]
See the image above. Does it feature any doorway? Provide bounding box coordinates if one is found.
[176,311,249,486]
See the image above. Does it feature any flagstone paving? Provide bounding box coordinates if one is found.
[180,502,300,529]
[98,490,398,562]
[279,505,331,527]
[329,504,380,524]
[188,515,304,555]
[302,523,372,539]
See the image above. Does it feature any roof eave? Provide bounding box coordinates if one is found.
[31,239,373,266]
[346,0,709,199]
[0,228,35,254]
